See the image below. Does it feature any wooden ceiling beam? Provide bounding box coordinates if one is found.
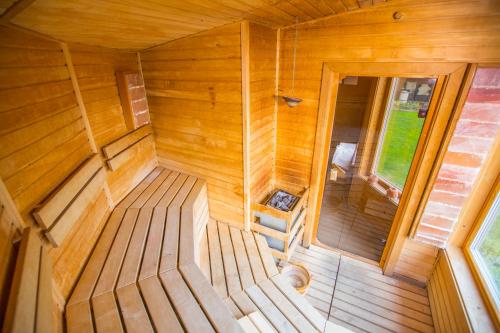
[0,0,36,23]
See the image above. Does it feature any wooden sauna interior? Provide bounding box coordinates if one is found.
[0,0,499,332]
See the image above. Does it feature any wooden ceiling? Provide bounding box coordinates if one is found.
[1,0,385,50]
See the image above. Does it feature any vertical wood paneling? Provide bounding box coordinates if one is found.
[249,23,277,205]
[141,23,245,225]
[0,196,19,325]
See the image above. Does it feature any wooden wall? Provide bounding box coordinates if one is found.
[0,26,158,314]
[276,0,500,192]
[275,0,500,281]
[0,26,113,314]
[141,23,245,225]
[0,27,92,222]
[0,180,21,325]
[428,250,471,333]
[69,45,158,203]
[248,23,277,204]
[395,238,438,284]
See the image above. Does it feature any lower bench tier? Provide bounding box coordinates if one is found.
[65,167,333,332]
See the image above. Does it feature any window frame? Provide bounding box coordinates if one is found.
[372,78,401,189]
[371,77,435,192]
[464,176,500,327]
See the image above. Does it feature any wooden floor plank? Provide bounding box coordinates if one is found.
[271,274,327,332]
[159,177,196,273]
[242,230,267,284]
[231,290,259,316]
[230,226,254,290]
[139,207,167,280]
[159,176,196,273]
[143,171,179,208]
[223,297,242,319]
[258,279,318,332]
[331,298,420,333]
[207,219,227,298]
[329,307,386,333]
[336,275,431,315]
[245,285,298,333]
[333,289,433,333]
[93,208,140,297]
[117,207,154,288]
[199,226,211,281]
[335,282,433,326]
[116,284,154,333]
[155,173,188,209]
[160,270,215,333]
[219,223,242,295]
[180,263,244,332]
[129,168,172,208]
[254,234,278,278]
[238,316,260,333]
[248,311,278,333]
[92,292,124,333]
[116,168,162,209]
[139,276,184,333]
[68,208,127,305]
[66,301,94,333]
[340,261,427,297]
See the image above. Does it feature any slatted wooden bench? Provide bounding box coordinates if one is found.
[65,167,342,332]
[3,154,109,333]
[2,228,52,333]
[65,167,242,332]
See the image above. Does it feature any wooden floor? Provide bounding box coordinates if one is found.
[317,181,392,262]
[288,244,435,333]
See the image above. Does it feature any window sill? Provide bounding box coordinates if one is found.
[357,175,399,206]
[445,246,497,332]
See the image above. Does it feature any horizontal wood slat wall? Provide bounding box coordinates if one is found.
[275,0,500,280]
[248,23,277,205]
[394,239,439,284]
[141,23,245,226]
[276,0,500,194]
[69,44,158,203]
[0,26,92,221]
[0,26,113,308]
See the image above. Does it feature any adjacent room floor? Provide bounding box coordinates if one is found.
[288,245,434,333]
[317,181,392,262]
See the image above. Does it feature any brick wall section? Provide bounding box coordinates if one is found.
[415,68,500,247]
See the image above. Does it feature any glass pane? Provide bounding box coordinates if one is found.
[472,193,500,306]
[375,78,436,189]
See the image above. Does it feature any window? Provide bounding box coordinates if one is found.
[373,77,436,189]
[467,189,500,313]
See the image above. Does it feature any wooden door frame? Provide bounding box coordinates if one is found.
[303,61,468,275]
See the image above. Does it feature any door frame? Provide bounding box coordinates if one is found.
[303,61,468,274]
